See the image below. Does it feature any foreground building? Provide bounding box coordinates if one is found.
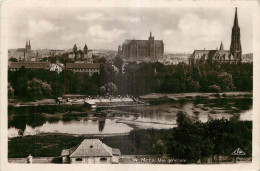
[61,139,121,164]
[119,31,164,60]
[189,8,242,65]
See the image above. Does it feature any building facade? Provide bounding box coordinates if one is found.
[66,63,100,76]
[120,32,164,60]
[189,8,242,65]
[50,61,64,73]
[8,39,35,61]
[60,139,121,164]
[8,62,50,71]
[68,44,91,61]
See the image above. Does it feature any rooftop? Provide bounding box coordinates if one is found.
[69,139,114,157]
[66,63,100,69]
[9,62,50,69]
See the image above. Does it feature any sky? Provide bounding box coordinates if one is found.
[7,6,253,53]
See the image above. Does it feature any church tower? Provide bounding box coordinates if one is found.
[83,44,88,54]
[25,39,31,53]
[219,42,224,51]
[230,7,242,62]
[148,31,155,58]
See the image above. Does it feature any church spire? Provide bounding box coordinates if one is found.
[233,7,239,28]
[230,7,242,62]
[219,42,224,51]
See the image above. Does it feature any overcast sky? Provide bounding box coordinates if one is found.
[7,7,253,53]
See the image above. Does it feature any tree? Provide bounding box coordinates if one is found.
[209,84,221,93]
[97,57,107,64]
[8,82,14,98]
[218,72,235,91]
[27,78,51,100]
[9,58,18,62]
[100,82,118,96]
[113,56,123,73]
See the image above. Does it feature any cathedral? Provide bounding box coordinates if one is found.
[119,31,164,60]
[189,8,242,65]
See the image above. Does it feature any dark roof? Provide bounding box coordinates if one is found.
[69,139,114,157]
[66,63,100,69]
[9,62,50,69]
[190,49,235,61]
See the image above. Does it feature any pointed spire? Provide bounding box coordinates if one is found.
[219,42,224,51]
[29,39,30,45]
[150,30,152,37]
[233,7,239,28]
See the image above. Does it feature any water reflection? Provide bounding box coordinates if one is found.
[8,119,133,138]
[98,119,105,132]
[8,98,252,138]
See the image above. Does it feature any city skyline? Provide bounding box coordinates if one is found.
[8,7,253,53]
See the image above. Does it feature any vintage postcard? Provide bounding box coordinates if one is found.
[1,0,259,171]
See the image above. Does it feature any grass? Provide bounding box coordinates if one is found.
[8,129,171,158]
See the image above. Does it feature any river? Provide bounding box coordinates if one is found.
[8,95,252,138]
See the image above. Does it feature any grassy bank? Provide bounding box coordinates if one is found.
[8,129,170,158]
[9,118,252,161]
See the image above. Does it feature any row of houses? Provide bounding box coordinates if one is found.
[8,61,101,76]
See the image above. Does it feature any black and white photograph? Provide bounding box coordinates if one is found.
[1,0,259,170]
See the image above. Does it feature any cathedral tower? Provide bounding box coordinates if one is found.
[148,31,155,58]
[230,7,242,62]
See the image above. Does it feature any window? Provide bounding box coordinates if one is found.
[100,158,107,161]
[76,158,82,161]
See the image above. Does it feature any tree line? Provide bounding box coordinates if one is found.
[8,61,252,100]
[105,61,252,96]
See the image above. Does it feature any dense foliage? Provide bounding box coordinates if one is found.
[107,62,252,95]
[9,116,252,164]
[166,111,252,163]
[8,62,252,100]
[8,67,100,100]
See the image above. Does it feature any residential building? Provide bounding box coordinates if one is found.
[50,61,64,73]
[66,63,100,76]
[8,62,50,71]
[60,139,121,164]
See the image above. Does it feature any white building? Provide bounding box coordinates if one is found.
[60,139,121,164]
[50,61,64,73]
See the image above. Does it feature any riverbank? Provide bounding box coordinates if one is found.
[140,92,252,101]
[8,119,252,164]
[8,92,252,107]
